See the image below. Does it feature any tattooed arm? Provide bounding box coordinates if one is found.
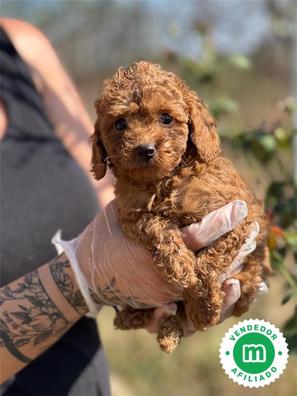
[0,200,249,383]
[0,253,88,384]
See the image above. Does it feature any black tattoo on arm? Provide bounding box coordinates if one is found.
[49,255,87,315]
[0,255,84,365]
[49,257,154,310]
[88,276,156,309]
[0,251,155,380]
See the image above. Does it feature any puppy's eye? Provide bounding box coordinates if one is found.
[160,113,173,125]
[115,118,127,131]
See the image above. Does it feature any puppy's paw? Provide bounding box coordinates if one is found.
[157,314,183,353]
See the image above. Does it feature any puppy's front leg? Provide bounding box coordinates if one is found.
[120,215,196,352]
[121,215,198,289]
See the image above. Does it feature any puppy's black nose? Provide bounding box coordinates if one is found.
[136,144,156,160]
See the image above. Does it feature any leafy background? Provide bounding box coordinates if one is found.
[2,0,296,395]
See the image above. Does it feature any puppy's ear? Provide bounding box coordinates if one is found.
[187,91,220,162]
[90,126,107,180]
[90,100,107,180]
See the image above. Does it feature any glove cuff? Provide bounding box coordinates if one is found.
[52,230,102,318]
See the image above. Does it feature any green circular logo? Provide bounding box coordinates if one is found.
[233,332,275,374]
[219,319,288,388]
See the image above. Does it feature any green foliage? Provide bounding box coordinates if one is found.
[283,308,297,354]
[210,97,238,119]
[228,54,251,70]
[166,25,297,353]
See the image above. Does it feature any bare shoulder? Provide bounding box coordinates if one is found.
[1,18,54,61]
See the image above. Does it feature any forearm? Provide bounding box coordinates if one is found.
[0,253,88,384]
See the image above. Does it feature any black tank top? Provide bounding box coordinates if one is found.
[0,27,110,395]
[0,27,99,285]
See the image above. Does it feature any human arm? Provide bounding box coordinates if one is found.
[0,254,88,384]
[0,200,253,382]
[0,18,114,208]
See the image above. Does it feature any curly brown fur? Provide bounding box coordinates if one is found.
[114,306,154,329]
[91,61,271,352]
[157,314,183,353]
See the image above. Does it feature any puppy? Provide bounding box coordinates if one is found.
[91,61,271,352]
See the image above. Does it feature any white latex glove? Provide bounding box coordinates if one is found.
[52,199,262,324]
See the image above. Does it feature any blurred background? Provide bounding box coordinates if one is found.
[2,0,297,395]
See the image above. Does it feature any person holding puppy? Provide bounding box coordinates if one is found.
[1,19,254,396]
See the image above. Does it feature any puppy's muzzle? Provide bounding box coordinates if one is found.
[136,144,156,161]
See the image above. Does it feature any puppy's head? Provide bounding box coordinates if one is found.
[91,61,220,183]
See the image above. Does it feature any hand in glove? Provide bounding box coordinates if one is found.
[53,199,265,332]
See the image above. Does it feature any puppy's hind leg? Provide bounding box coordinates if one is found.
[184,223,250,330]
[113,306,154,330]
[114,305,184,353]
[183,273,224,331]
[157,310,184,353]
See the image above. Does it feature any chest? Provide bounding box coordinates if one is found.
[116,159,250,226]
